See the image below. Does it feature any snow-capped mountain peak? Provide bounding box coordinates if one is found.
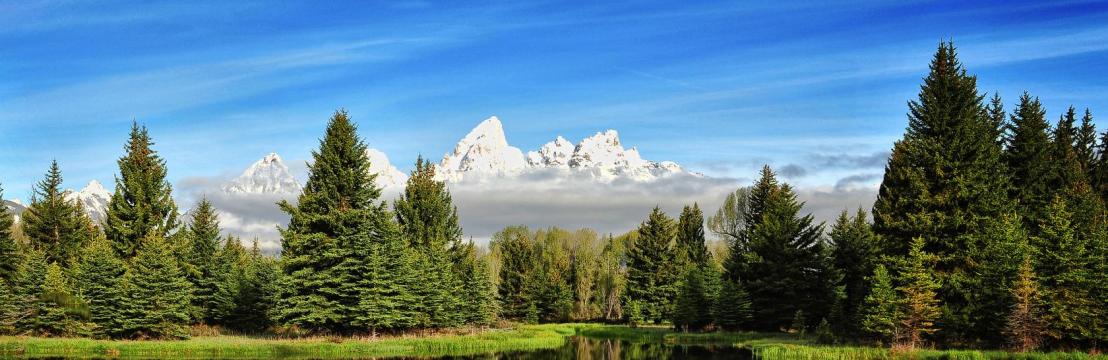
[223,152,302,195]
[526,136,575,168]
[63,180,112,223]
[437,116,527,181]
[366,148,408,190]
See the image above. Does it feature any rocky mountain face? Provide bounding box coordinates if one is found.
[64,180,112,223]
[222,153,302,195]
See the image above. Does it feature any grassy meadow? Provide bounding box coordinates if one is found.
[0,324,1104,359]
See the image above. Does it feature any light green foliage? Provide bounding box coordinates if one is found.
[861,264,899,344]
[73,237,125,338]
[896,237,942,349]
[104,122,179,259]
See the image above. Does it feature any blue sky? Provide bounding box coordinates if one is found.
[3,0,1108,201]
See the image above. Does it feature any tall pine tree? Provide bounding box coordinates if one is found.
[104,122,178,259]
[73,237,126,338]
[183,199,222,324]
[21,161,96,264]
[830,208,880,336]
[118,235,193,339]
[1004,93,1054,231]
[0,183,19,283]
[873,42,1009,344]
[624,207,679,324]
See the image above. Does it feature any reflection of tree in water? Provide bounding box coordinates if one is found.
[427,336,752,360]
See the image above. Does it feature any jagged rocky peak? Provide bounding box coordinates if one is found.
[64,180,112,223]
[366,148,408,189]
[223,152,302,195]
[437,116,527,181]
[526,136,574,168]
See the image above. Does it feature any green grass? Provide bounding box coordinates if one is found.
[1,324,1104,359]
[0,324,598,359]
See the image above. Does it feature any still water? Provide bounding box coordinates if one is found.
[425,336,753,360]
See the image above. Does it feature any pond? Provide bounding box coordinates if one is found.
[413,336,752,360]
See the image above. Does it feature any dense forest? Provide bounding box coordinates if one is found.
[0,42,1105,353]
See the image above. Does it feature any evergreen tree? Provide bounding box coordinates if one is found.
[1075,108,1098,176]
[986,93,1006,145]
[873,42,1008,344]
[210,237,245,326]
[897,237,942,350]
[830,208,880,337]
[1004,93,1054,230]
[11,247,48,334]
[21,161,96,263]
[353,216,419,334]
[36,263,91,337]
[624,207,679,323]
[672,263,719,331]
[118,235,193,339]
[227,240,279,333]
[732,166,832,331]
[1033,197,1097,346]
[73,237,126,338]
[454,241,497,326]
[184,199,223,324]
[494,226,536,321]
[973,214,1033,347]
[104,122,179,259]
[0,183,19,283]
[713,278,752,331]
[676,203,709,267]
[1005,257,1044,353]
[861,264,900,345]
[273,109,408,334]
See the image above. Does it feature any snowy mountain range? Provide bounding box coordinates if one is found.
[436,116,691,182]
[219,116,694,198]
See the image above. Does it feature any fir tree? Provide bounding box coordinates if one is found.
[454,241,497,326]
[73,237,126,338]
[861,264,900,345]
[184,199,223,324]
[273,109,407,334]
[1075,108,1098,175]
[676,203,709,267]
[494,226,536,320]
[118,235,193,339]
[0,183,19,283]
[973,214,1033,347]
[210,237,245,326]
[986,93,1006,145]
[714,279,752,331]
[830,208,880,337]
[624,207,679,324]
[873,42,1008,344]
[104,122,179,259]
[672,263,719,331]
[1004,93,1054,231]
[36,263,91,337]
[1033,197,1096,345]
[21,161,96,264]
[11,247,48,334]
[732,166,832,331]
[897,237,942,350]
[353,218,419,334]
[1005,257,1044,353]
[227,240,279,333]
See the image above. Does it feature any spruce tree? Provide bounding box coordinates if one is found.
[37,263,90,337]
[861,264,900,345]
[453,241,497,326]
[830,208,880,336]
[896,237,942,350]
[1033,197,1096,346]
[183,199,222,324]
[873,42,1008,344]
[353,218,419,334]
[118,235,193,339]
[73,237,126,338]
[227,240,279,333]
[732,166,832,331]
[986,93,1006,145]
[0,183,19,283]
[273,109,407,334]
[104,122,179,259]
[1005,257,1044,353]
[676,203,709,267]
[624,207,679,323]
[1075,108,1098,176]
[494,226,536,320]
[973,214,1033,347]
[1004,93,1054,231]
[210,237,245,326]
[21,161,96,264]
[11,247,48,334]
[672,263,719,331]
[714,278,752,331]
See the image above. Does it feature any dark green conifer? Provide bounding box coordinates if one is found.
[0,184,19,283]
[494,226,537,320]
[972,214,1033,347]
[117,235,193,339]
[861,264,900,345]
[897,237,942,350]
[676,203,709,267]
[73,237,126,338]
[672,263,719,331]
[1004,93,1054,230]
[714,278,752,331]
[183,199,223,324]
[21,161,96,263]
[453,241,497,326]
[624,207,679,323]
[830,208,880,336]
[1033,197,1097,345]
[36,263,91,337]
[104,122,179,259]
[1075,108,1098,175]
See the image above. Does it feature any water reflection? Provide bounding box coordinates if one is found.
[434,336,752,360]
